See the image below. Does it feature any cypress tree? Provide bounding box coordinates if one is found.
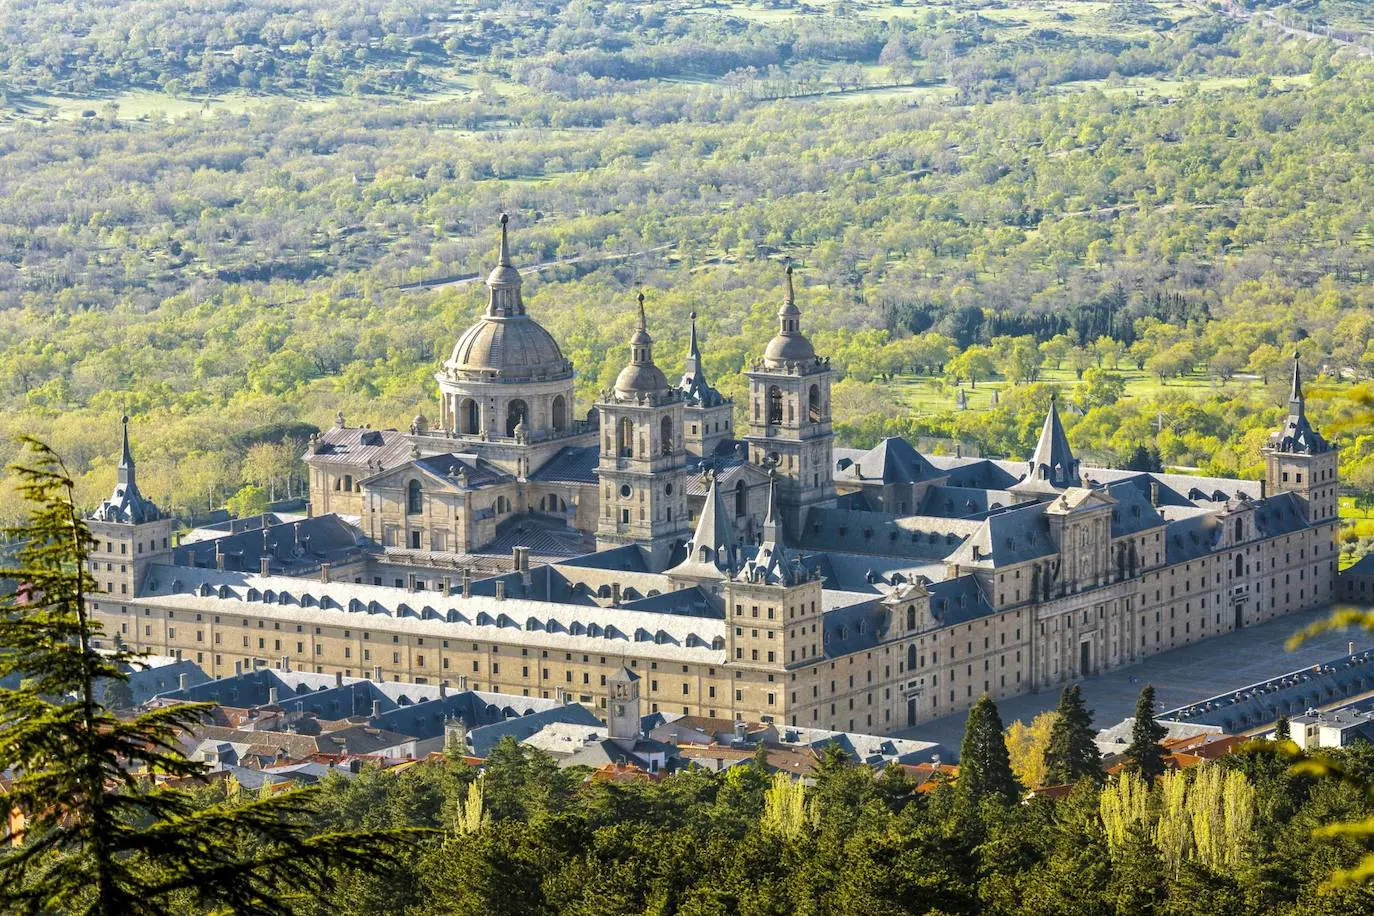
[1123,683,1169,781]
[1043,685,1103,785]
[1273,714,1291,742]
[958,693,1021,805]
[0,438,419,914]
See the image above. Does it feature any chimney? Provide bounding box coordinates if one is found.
[371,699,381,719]
[372,664,382,682]
[610,582,621,607]
[734,720,748,744]
[320,562,331,584]
[1259,478,1266,499]
[442,575,452,595]
[461,573,472,599]
[512,546,522,570]
[955,443,963,459]
[495,580,506,601]
[438,682,447,698]
[519,547,530,573]
[268,687,279,705]
[235,660,243,675]
[306,502,314,519]
[458,675,469,690]
[407,573,417,593]
[173,648,182,661]
[335,670,343,687]
[260,556,270,576]
[555,687,567,704]
[215,549,224,571]
[1149,482,1160,507]
[281,655,290,672]
[178,673,189,691]
[971,545,981,561]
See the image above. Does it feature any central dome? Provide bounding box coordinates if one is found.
[443,214,573,383]
[447,317,571,381]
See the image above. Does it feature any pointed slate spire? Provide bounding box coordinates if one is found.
[485,212,524,317]
[1021,394,1078,490]
[668,470,739,580]
[93,414,161,525]
[1271,353,1329,454]
[117,414,135,486]
[1288,351,1304,412]
[739,471,803,586]
[680,310,724,406]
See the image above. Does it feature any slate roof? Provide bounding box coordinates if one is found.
[669,473,745,580]
[305,425,415,470]
[92,417,163,525]
[945,503,1055,569]
[820,599,890,658]
[916,485,1020,519]
[835,437,943,485]
[927,576,995,627]
[924,456,1022,489]
[1270,355,1330,455]
[797,507,979,561]
[1014,398,1080,492]
[168,514,368,577]
[466,703,603,758]
[470,514,597,559]
[530,445,600,484]
[406,453,513,489]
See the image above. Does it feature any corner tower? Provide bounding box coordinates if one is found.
[87,416,175,600]
[595,293,691,569]
[1263,354,1338,523]
[744,266,835,537]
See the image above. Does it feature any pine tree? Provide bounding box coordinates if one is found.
[958,694,1021,806]
[1273,714,1291,742]
[1043,685,1103,785]
[0,438,419,914]
[1124,684,1168,781]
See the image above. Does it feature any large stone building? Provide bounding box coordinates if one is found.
[90,218,1341,734]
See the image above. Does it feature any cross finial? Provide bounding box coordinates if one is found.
[637,291,646,329]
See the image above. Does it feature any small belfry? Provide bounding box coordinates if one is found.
[595,292,691,569]
[1012,394,1080,494]
[744,264,835,537]
[1264,353,1338,523]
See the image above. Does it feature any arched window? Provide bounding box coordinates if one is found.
[552,395,566,431]
[617,417,634,457]
[407,480,422,515]
[809,385,821,423]
[768,386,783,424]
[1235,553,1244,578]
[506,400,528,437]
[459,398,479,435]
[735,480,747,516]
[1234,518,1243,542]
[906,605,916,630]
[660,416,673,455]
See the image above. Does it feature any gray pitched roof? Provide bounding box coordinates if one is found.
[92,416,163,525]
[530,445,600,484]
[1015,397,1079,491]
[669,472,744,580]
[170,514,367,577]
[836,437,942,485]
[945,503,1055,569]
[305,425,415,470]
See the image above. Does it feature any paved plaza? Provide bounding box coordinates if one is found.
[902,604,1374,758]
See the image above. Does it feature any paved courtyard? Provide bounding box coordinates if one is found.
[900,604,1374,758]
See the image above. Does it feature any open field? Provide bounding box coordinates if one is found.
[889,367,1268,415]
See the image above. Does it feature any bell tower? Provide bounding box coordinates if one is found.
[744,266,835,537]
[595,293,691,569]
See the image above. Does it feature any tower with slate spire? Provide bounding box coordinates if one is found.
[595,293,691,569]
[744,265,835,538]
[1011,394,1080,496]
[678,310,734,458]
[666,470,742,593]
[723,474,822,721]
[1263,354,1338,524]
[88,416,174,602]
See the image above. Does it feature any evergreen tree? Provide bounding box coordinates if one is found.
[958,694,1021,806]
[1124,684,1169,782]
[1274,714,1291,742]
[0,438,417,914]
[1043,685,1103,785]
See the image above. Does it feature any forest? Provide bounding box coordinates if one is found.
[0,0,1368,557]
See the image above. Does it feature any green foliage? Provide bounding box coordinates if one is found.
[958,693,1021,806]
[1125,684,1169,782]
[0,438,419,914]
[1044,685,1104,786]
[226,483,270,518]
